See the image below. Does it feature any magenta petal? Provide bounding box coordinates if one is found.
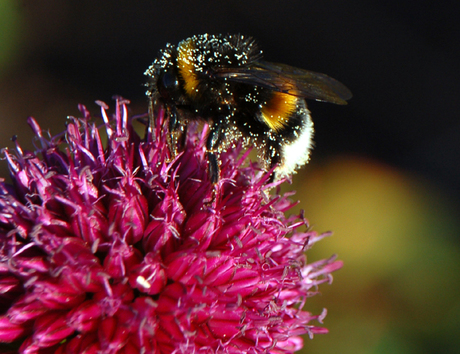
[107,188,148,245]
[207,310,241,339]
[0,316,31,342]
[103,240,143,279]
[69,201,109,244]
[142,190,185,254]
[201,256,236,286]
[0,275,21,295]
[31,279,85,310]
[165,252,205,283]
[8,299,48,324]
[222,268,261,296]
[98,316,130,352]
[59,333,100,354]
[182,210,219,247]
[66,300,102,332]
[33,312,75,347]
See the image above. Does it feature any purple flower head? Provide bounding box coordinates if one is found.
[0,98,342,353]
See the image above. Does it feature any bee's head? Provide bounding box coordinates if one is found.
[145,44,183,105]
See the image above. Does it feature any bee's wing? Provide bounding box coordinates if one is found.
[214,61,352,105]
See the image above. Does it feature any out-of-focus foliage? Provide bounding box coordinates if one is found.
[0,1,24,77]
[290,157,460,354]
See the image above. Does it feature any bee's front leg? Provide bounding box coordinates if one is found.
[148,98,157,141]
[205,118,226,183]
[165,105,185,158]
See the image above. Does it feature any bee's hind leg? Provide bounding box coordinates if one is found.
[265,140,282,183]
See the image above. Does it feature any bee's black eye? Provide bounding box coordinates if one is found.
[161,71,179,91]
[158,70,181,102]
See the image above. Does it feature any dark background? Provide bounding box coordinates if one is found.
[1,0,459,202]
[2,1,460,202]
[1,1,460,353]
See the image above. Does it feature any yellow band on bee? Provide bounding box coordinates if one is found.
[261,92,298,132]
[177,38,200,98]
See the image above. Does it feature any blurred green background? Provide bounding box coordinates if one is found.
[1,1,460,353]
[289,157,460,354]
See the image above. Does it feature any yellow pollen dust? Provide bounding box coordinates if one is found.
[177,38,200,97]
[261,92,297,132]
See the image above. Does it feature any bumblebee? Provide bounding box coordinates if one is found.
[145,33,351,183]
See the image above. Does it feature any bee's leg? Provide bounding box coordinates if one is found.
[266,140,282,183]
[205,120,226,183]
[168,105,179,135]
[148,98,156,141]
[166,105,182,157]
[207,152,219,184]
[178,123,188,150]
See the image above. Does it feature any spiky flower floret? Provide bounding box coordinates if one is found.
[0,98,342,354]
